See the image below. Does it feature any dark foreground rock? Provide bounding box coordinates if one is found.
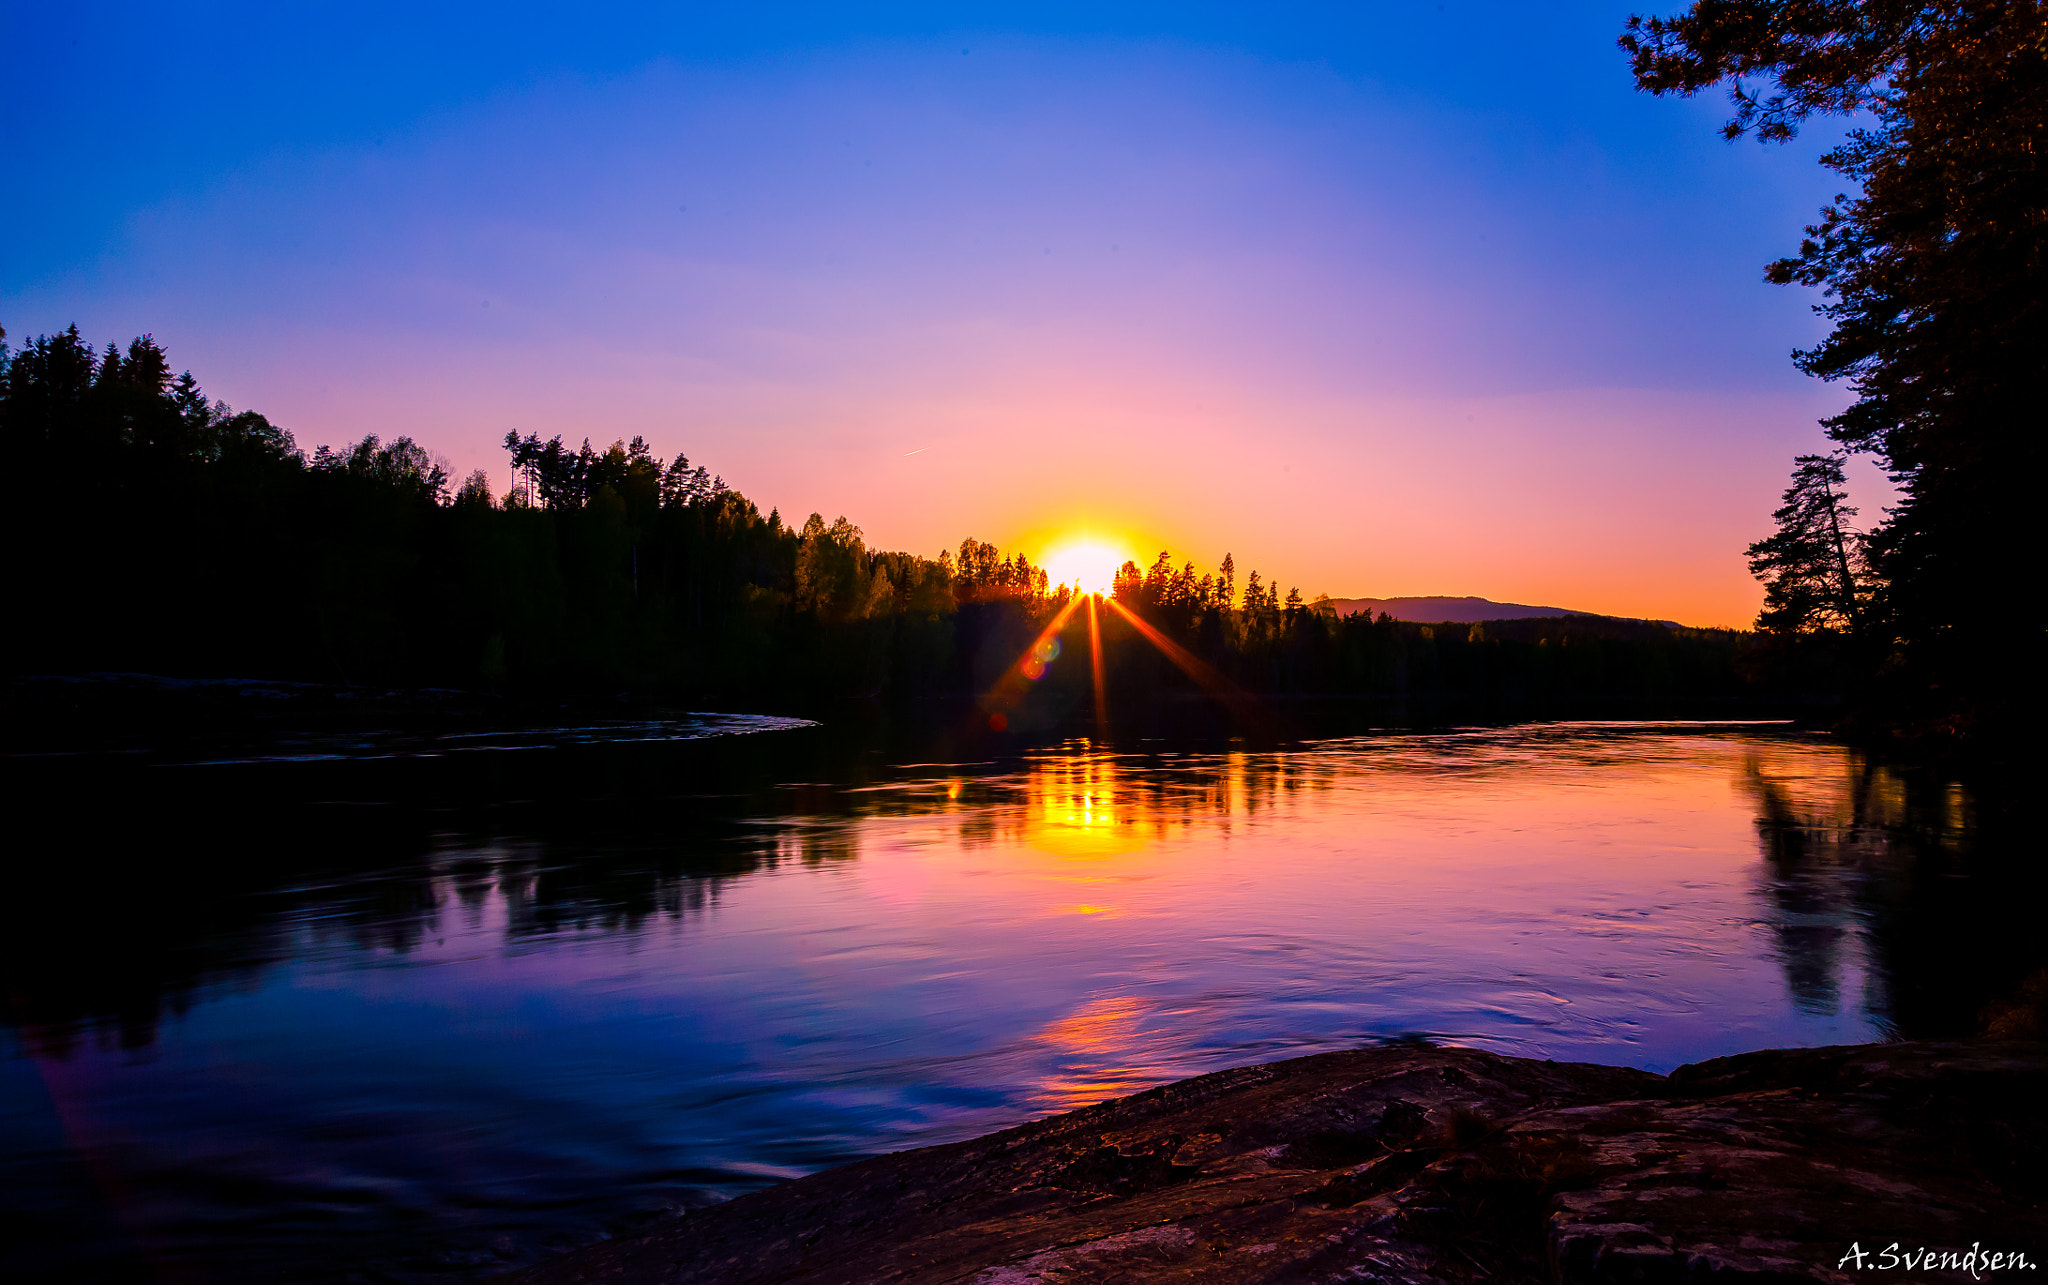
[503,1041,2045,1284]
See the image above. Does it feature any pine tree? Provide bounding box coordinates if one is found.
[1746,452,1866,634]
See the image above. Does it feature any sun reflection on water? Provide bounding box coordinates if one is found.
[1028,995,1175,1110]
[5,724,2015,1285]
[1025,745,1142,857]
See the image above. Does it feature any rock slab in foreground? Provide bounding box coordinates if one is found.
[503,1042,2045,1284]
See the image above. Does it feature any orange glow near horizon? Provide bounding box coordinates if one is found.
[1039,539,1131,597]
[981,585,1271,736]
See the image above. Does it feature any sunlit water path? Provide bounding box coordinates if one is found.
[0,721,2002,1281]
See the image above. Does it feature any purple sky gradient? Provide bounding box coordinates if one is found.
[2,9,1891,625]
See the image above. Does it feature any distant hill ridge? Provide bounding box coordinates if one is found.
[1324,595,1679,628]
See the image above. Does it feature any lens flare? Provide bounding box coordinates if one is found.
[975,565,1270,744]
[1086,593,1109,739]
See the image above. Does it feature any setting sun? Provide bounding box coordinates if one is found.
[1039,539,1129,596]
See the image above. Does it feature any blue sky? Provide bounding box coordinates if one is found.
[1,1,1877,624]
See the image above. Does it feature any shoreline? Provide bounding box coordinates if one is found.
[1,669,1831,752]
[498,1039,2045,1285]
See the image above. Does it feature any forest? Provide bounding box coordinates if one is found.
[0,324,1777,726]
[6,8,2038,744]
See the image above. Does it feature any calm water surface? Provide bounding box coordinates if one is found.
[0,720,2012,1282]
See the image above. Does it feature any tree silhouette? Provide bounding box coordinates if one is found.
[1747,453,1866,634]
[1623,0,2047,730]
[2,322,1782,717]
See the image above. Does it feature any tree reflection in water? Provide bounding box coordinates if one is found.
[2,723,2040,1284]
[4,727,2032,1056]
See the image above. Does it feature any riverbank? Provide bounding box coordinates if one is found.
[1,668,1822,759]
[501,1039,2044,1285]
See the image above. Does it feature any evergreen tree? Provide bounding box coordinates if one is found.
[1142,550,1174,604]
[94,342,123,390]
[121,335,170,395]
[1112,559,1143,602]
[1746,452,1866,634]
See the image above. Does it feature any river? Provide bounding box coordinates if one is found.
[0,718,2026,1282]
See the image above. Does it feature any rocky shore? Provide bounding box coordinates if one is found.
[503,1040,2044,1284]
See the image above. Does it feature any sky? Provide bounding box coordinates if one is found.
[1,1,1887,626]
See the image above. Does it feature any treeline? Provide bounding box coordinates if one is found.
[0,325,1774,718]
[1092,553,1756,715]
